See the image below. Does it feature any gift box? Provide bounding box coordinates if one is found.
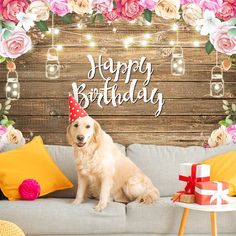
[195,181,231,205]
[179,163,210,194]
[172,192,195,203]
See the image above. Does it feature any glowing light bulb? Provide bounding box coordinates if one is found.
[6,86,11,92]
[56,45,63,50]
[12,91,18,96]
[195,25,201,32]
[193,41,200,47]
[143,33,151,39]
[89,41,96,47]
[214,84,220,91]
[178,59,183,64]
[86,34,92,40]
[140,40,148,46]
[77,23,83,29]
[145,21,152,26]
[112,27,117,33]
[169,41,175,46]
[178,67,183,73]
[129,20,136,24]
[49,66,56,72]
[13,83,18,89]
[173,63,178,68]
[172,23,178,31]
[54,28,60,34]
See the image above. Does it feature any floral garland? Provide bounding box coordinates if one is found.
[0,0,236,65]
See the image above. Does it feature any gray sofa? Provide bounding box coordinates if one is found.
[1,143,236,236]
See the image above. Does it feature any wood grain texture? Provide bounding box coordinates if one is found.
[0,19,235,146]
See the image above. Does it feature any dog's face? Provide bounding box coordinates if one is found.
[67,116,101,148]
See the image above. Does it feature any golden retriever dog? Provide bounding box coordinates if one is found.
[67,116,160,211]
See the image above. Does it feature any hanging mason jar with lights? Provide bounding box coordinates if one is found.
[171,45,185,76]
[6,70,20,100]
[210,65,224,98]
[46,47,60,79]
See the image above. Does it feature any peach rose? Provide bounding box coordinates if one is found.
[6,127,25,145]
[182,4,202,27]
[69,0,92,14]
[208,126,228,147]
[27,0,50,22]
[210,23,236,55]
[0,0,28,23]
[0,27,32,59]
[155,0,180,19]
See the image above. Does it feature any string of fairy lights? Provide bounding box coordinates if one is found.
[5,17,224,101]
[44,21,203,51]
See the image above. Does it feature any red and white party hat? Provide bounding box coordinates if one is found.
[68,94,88,122]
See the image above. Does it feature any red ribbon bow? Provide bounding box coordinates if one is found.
[179,164,209,194]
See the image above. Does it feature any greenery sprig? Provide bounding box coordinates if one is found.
[219,100,236,127]
[0,100,15,127]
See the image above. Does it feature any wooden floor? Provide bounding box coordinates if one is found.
[0,16,236,146]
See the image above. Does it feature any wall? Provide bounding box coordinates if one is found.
[0,17,236,146]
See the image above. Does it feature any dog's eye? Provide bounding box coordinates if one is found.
[86,125,90,129]
[74,124,78,128]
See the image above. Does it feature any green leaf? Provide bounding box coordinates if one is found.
[228,18,236,26]
[144,9,152,23]
[225,118,234,126]
[1,119,8,125]
[223,105,229,110]
[6,120,15,127]
[228,28,236,38]
[225,110,231,115]
[2,21,15,30]
[5,100,11,106]
[3,29,12,40]
[2,115,8,120]
[232,103,236,112]
[96,14,104,23]
[3,111,9,115]
[205,40,214,54]
[219,120,227,126]
[61,14,72,24]
[35,21,48,32]
[0,56,6,63]
[5,105,11,111]
[223,100,229,106]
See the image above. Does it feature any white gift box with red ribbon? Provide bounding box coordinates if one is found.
[179,163,210,194]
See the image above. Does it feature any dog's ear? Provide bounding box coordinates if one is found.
[93,120,102,144]
[66,124,73,145]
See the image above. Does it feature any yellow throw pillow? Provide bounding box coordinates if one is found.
[0,136,73,200]
[202,151,236,196]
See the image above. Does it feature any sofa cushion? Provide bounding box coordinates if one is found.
[46,143,126,198]
[126,197,236,234]
[0,198,126,235]
[127,144,236,197]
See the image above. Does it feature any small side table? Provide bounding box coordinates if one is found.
[175,199,236,236]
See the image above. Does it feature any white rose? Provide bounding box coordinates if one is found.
[6,126,25,145]
[27,0,50,22]
[155,0,180,20]
[182,4,202,27]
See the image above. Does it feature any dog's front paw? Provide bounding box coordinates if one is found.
[94,202,107,212]
[72,198,84,205]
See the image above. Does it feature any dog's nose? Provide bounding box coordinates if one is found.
[77,135,84,142]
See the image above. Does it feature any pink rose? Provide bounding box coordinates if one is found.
[116,0,144,21]
[216,1,236,20]
[103,8,120,21]
[47,0,70,16]
[0,125,7,136]
[226,124,236,142]
[92,0,113,13]
[181,0,199,5]
[0,27,32,59]
[210,23,236,55]
[0,0,28,23]
[198,0,223,13]
[139,0,156,10]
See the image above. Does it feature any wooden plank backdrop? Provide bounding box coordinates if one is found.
[0,16,236,146]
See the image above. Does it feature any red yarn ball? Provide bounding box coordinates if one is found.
[18,179,40,200]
